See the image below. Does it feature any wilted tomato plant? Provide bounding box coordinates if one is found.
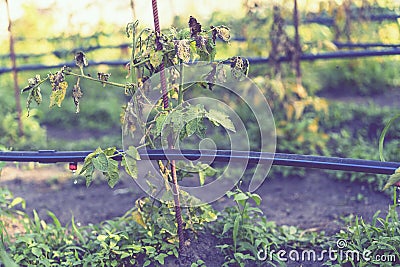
[22,15,249,253]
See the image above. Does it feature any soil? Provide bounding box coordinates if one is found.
[1,163,398,266]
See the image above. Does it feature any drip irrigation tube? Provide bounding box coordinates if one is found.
[1,48,399,74]
[0,150,398,175]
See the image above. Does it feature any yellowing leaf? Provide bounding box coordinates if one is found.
[293,100,305,120]
[132,210,146,228]
[49,81,68,108]
[199,171,205,186]
[312,97,329,114]
[175,40,190,63]
[285,103,294,121]
[270,79,285,101]
[97,234,107,242]
[293,84,308,99]
[308,118,319,133]
[382,167,400,191]
[323,40,337,51]
[149,50,163,69]
[296,134,305,143]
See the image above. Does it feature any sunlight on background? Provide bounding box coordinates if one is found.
[1,0,399,42]
[0,0,244,41]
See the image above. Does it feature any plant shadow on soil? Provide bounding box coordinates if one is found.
[1,164,397,266]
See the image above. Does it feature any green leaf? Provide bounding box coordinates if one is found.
[123,146,140,179]
[47,211,61,229]
[222,222,231,235]
[155,253,168,265]
[233,192,249,202]
[32,210,41,232]
[122,156,137,179]
[79,147,103,176]
[71,215,85,244]
[31,247,42,257]
[79,159,92,175]
[199,171,205,186]
[0,243,18,267]
[92,153,108,172]
[149,50,164,69]
[189,40,200,61]
[84,164,95,187]
[185,118,205,138]
[8,197,26,209]
[233,214,240,250]
[97,234,107,242]
[250,193,262,206]
[382,167,400,191]
[206,109,236,132]
[155,113,168,137]
[379,113,400,162]
[106,158,120,188]
[126,146,140,160]
[103,147,117,157]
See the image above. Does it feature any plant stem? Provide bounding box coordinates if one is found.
[131,23,137,85]
[65,71,126,89]
[177,61,184,105]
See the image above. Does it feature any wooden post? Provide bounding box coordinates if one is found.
[293,0,302,87]
[5,0,24,137]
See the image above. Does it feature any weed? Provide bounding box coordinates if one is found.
[324,206,400,266]
[214,187,325,266]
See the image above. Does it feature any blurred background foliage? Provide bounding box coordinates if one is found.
[0,0,398,185]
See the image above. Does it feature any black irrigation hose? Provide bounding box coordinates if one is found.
[303,14,400,26]
[1,41,398,61]
[247,48,400,63]
[0,149,398,175]
[0,44,131,60]
[0,60,128,74]
[332,42,400,49]
[1,48,400,75]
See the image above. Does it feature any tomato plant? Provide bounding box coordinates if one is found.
[22,11,250,253]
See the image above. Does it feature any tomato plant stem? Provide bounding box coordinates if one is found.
[65,71,126,89]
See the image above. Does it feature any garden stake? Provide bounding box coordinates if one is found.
[151,0,185,253]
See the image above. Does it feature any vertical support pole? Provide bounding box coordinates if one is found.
[5,0,24,136]
[151,0,185,253]
[293,0,302,87]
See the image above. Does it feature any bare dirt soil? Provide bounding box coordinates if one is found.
[1,164,395,233]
